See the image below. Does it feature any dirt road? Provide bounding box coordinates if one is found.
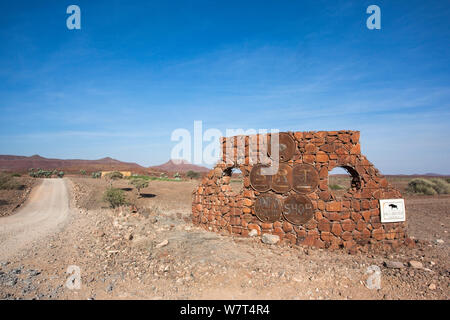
[0,179,70,261]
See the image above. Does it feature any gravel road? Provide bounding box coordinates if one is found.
[0,178,70,260]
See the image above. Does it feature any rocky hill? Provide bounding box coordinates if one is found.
[0,155,145,173]
[149,159,210,173]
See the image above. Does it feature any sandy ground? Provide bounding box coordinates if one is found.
[0,176,37,217]
[405,195,450,244]
[0,177,448,300]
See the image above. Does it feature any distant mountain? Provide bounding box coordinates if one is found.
[0,154,145,173]
[387,173,450,177]
[422,173,447,177]
[150,159,210,173]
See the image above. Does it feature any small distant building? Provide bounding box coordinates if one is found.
[101,171,132,178]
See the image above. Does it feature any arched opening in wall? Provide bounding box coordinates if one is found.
[223,167,243,194]
[328,166,361,198]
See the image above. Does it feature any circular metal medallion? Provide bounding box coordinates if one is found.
[250,164,272,192]
[292,163,319,194]
[254,194,282,223]
[268,132,296,162]
[282,194,314,225]
[271,163,293,193]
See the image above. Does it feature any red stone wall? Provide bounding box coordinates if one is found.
[191,131,408,252]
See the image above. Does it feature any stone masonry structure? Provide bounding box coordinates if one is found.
[192,131,409,251]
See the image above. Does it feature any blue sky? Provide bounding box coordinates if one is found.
[0,0,449,174]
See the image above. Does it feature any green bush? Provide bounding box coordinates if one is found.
[28,169,54,178]
[127,175,180,182]
[130,178,149,194]
[406,178,450,195]
[106,171,123,180]
[92,171,101,179]
[103,188,126,208]
[329,184,344,190]
[58,171,65,178]
[80,169,87,176]
[173,172,181,181]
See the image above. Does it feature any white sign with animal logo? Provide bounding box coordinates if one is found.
[380,199,406,223]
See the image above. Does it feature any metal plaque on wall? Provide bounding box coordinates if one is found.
[271,163,293,193]
[282,194,314,225]
[254,194,282,223]
[250,164,272,192]
[292,163,319,194]
[268,132,296,162]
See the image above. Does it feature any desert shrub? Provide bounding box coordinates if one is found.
[58,171,65,178]
[329,184,344,190]
[0,173,22,190]
[186,170,199,179]
[429,178,450,194]
[405,178,450,195]
[446,178,450,184]
[36,169,52,178]
[28,169,53,178]
[80,169,87,176]
[160,172,168,178]
[103,188,126,208]
[106,171,123,180]
[173,172,181,181]
[11,173,21,177]
[130,178,149,194]
[92,171,101,179]
[406,178,436,195]
[0,173,12,189]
